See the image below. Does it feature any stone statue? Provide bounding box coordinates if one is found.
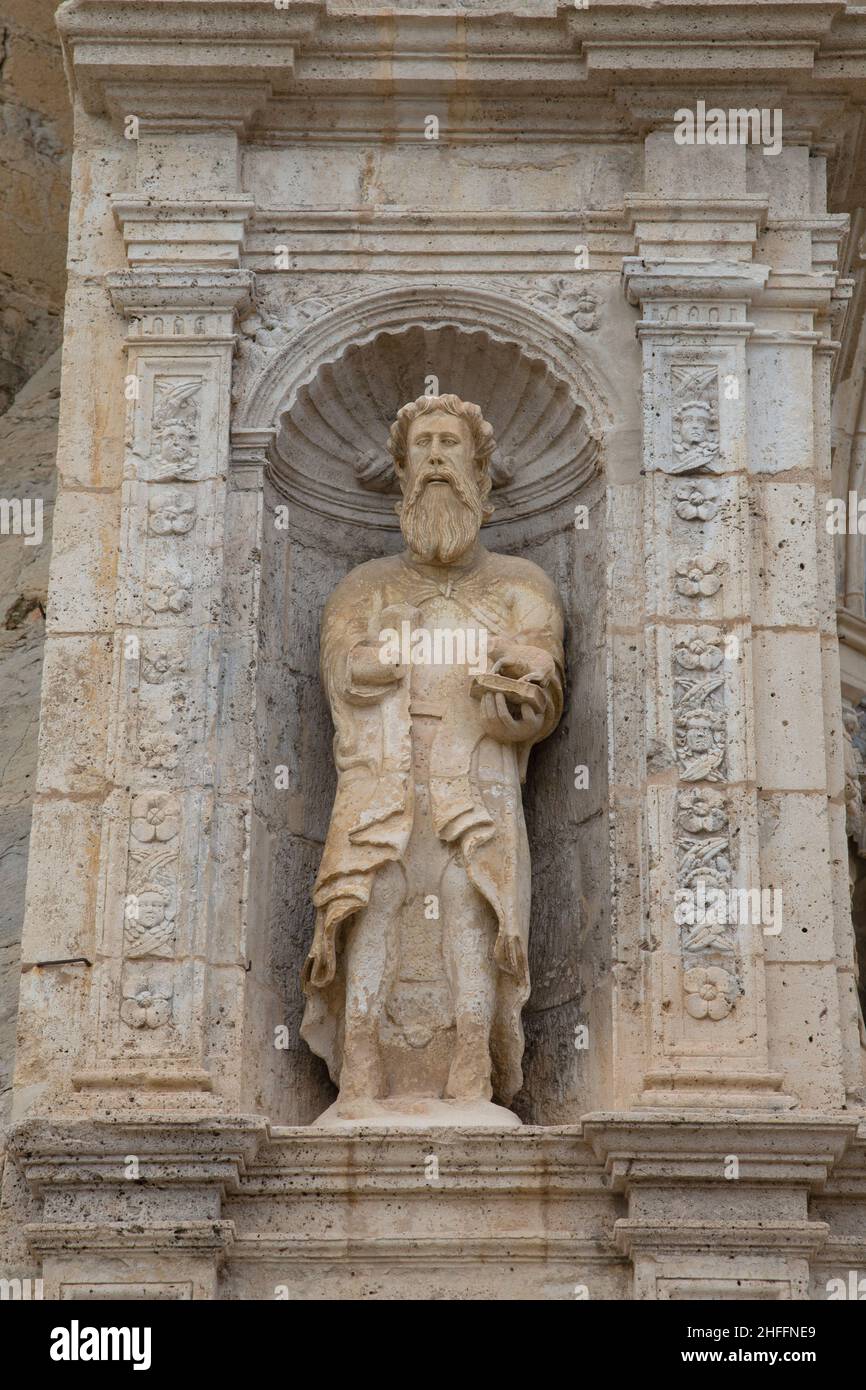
[301,395,565,1126]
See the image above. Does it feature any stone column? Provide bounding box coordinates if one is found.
[12,79,265,1114]
[78,268,254,1096]
[620,128,861,1111]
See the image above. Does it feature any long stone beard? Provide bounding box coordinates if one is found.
[400,474,484,564]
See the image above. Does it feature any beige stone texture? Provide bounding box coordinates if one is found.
[5,0,866,1302]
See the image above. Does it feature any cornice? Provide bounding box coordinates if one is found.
[106,268,257,316]
[8,1115,269,1195]
[614,1219,829,1259]
[582,1110,860,1192]
[56,1,866,118]
[26,1220,237,1256]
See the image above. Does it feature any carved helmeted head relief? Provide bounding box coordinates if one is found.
[388,394,495,564]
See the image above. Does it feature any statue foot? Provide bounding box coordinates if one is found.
[444,1042,493,1103]
[339,1032,385,1103]
[328,1097,385,1121]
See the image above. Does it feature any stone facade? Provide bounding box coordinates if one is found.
[5,0,866,1299]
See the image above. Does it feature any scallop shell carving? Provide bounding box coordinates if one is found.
[272,325,597,528]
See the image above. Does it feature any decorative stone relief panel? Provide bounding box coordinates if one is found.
[641,342,744,478]
[627,259,780,1100]
[670,364,720,473]
[673,628,728,783]
[75,274,246,1090]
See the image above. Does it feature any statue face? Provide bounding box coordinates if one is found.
[137,891,167,928]
[161,424,192,462]
[405,411,474,485]
[680,408,708,445]
[398,409,485,564]
[686,720,713,752]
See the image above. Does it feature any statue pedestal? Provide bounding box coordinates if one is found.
[312,1096,522,1130]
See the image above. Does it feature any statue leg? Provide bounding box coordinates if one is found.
[440,856,497,1102]
[339,859,404,1105]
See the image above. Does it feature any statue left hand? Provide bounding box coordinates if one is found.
[487,640,557,688]
[480,689,546,744]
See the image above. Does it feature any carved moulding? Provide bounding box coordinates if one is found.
[673,628,727,783]
[239,272,606,373]
[670,364,720,474]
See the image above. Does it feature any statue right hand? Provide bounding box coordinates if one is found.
[348,641,405,690]
[347,604,422,693]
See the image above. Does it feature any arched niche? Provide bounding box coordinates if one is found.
[244,287,614,1125]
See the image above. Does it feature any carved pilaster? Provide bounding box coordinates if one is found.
[72,269,254,1097]
[624,256,792,1107]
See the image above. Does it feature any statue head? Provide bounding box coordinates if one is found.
[157,420,195,465]
[135,885,173,929]
[388,394,495,564]
[675,401,713,446]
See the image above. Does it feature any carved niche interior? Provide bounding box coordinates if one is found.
[241,307,610,1125]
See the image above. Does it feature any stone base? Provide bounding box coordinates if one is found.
[311,1095,523,1130]
[5,1112,866,1300]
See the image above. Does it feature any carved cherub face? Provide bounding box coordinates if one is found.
[160,423,193,463]
[685,717,714,752]
[679,405,710,445]
[137,890,168,928]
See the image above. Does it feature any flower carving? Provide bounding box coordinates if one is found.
[139,733,180,771]
[145,567,192,615]
[120,988,171,1029]
[676,788,728,834]
[675,482,719,521]
[683,966,734,1020]
[130,792,180,844]
[675,556,722,598]
[674,630,724,670]
[141,650,188,685]
[148,489,196,536]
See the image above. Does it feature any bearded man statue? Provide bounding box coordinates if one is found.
[301,394,565,1126]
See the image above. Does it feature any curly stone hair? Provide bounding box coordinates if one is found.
[387,394,496,485]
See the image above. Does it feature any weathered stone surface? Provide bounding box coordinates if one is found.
[6,0,866,1301]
